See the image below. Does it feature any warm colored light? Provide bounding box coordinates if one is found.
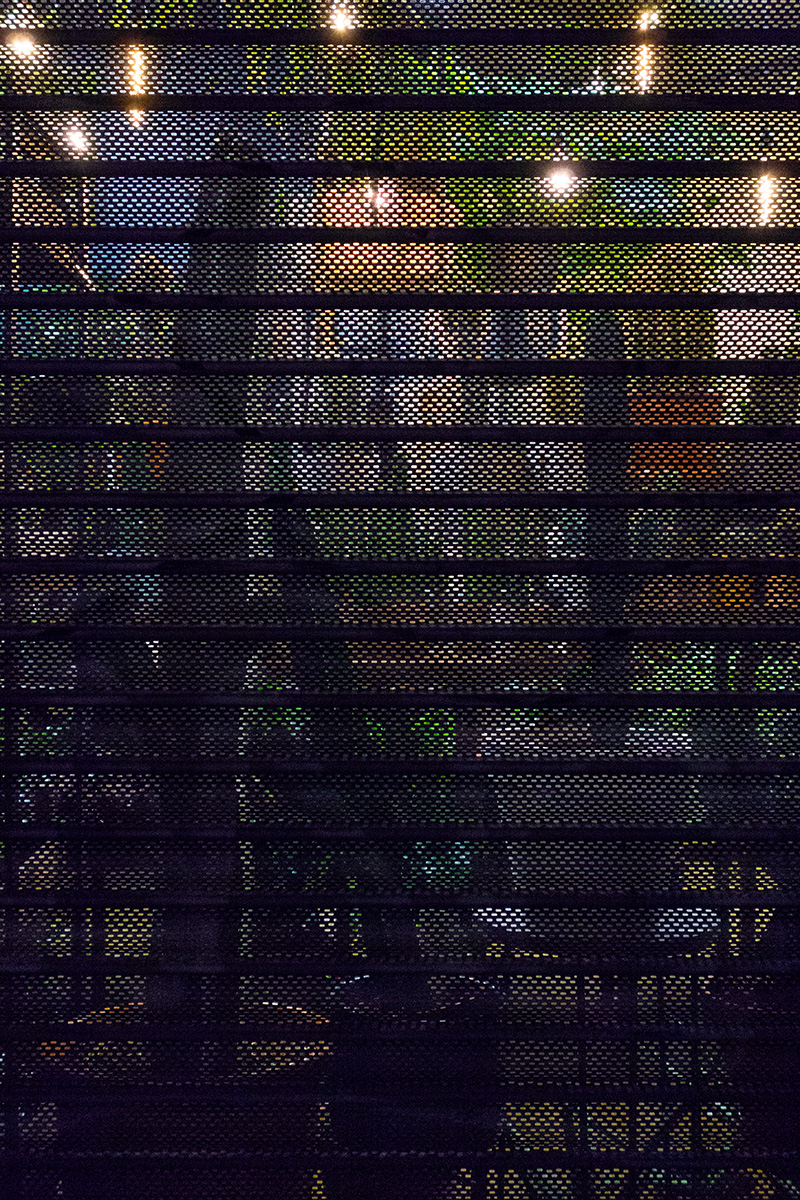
[637,9,659,30]
[545,166,576,196]
[128,47,146,94]
[758,174,775,226]
[365,183,387,210]
[64,126,89,154]
[330,5,356,31]
[126,47,147,125]
[636,44,653,92]
[8,33,35,57]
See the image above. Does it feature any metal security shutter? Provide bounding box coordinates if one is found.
[3,3,799,1198]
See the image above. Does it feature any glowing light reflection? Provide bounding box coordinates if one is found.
[129,47,146,94]
[64,126,89,154]
[365,183,388,210]
[330,5,356,32]
[545,167,577,197]
[127,47,146,125]
[636,44,653,92]
[758,174,775,226]
[8,33,35,57]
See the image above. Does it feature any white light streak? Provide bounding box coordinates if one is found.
[128,46,146,93]
[758,174,775,226]
[636,44,653,92]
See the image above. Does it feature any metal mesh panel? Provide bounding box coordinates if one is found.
[2,4,799,1200]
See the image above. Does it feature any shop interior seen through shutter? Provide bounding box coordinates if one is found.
[2,1,800,1198]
